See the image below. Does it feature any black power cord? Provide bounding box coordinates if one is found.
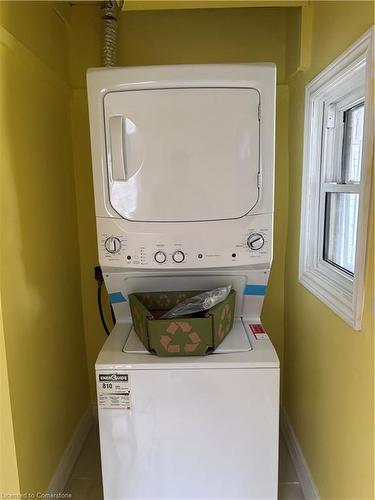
[98,283,111,336]
[95,265,115,336]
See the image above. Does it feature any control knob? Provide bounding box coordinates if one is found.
[172,250,185,263]
[104,236,121,254]
[154,251,167,264]
[247,233,265,251]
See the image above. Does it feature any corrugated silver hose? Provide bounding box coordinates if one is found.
[101,1,121,67]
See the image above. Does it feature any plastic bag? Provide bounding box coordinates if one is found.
[160,286,232,319]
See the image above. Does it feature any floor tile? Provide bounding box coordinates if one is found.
[87,477,104,500]
[279,436,299,483]
[64,424,103,499]
[278,482,305,500]
[65,477,97,499]
[70,425,102,479]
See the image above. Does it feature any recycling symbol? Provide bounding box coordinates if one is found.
[217,304,232,341]
[160,321,201,354]
[175,293,187,304]
[142,294,155,310]
[158,294,172,308]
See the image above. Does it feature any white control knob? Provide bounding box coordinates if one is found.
[172,250,185,263]
[104,236,121,253]
[247,233,265,251]
[154,251,167,264]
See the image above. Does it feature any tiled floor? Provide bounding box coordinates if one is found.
[65,424,305,500]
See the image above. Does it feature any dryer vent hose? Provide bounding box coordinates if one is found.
[101,1,123,67]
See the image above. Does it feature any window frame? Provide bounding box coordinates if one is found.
[299,27,374,330]
[319,92,364,278]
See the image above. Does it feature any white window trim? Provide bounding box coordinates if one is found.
[299,27,374,330]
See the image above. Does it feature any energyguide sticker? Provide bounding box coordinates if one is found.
[249,323,269,340]
[97,373,131,410]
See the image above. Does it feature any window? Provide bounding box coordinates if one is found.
[299,28,374,330]
[322,101,364,276]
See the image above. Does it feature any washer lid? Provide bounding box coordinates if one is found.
[104,87,260,222]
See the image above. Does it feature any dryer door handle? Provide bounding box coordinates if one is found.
[109,115,127,181]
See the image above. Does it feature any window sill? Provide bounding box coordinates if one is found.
[299,266,359,330]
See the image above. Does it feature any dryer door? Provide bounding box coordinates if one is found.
[104,87,260,222]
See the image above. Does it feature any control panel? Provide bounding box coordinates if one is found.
[97,214,272,270]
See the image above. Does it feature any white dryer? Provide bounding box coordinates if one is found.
[87,64,279,499]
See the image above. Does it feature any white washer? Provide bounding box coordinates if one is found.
[97,321,279,500]
[87,64,279,499]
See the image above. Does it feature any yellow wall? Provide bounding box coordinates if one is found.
[69,3,291,398]
[284,2,374,499]
[118,7,287,81]
[0,2,90,493]
[0,301,20,495]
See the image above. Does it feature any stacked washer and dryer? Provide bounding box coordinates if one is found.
[87,64,279,500]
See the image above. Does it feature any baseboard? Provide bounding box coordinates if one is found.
[46,405,93,494]
[280,407,320,500]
